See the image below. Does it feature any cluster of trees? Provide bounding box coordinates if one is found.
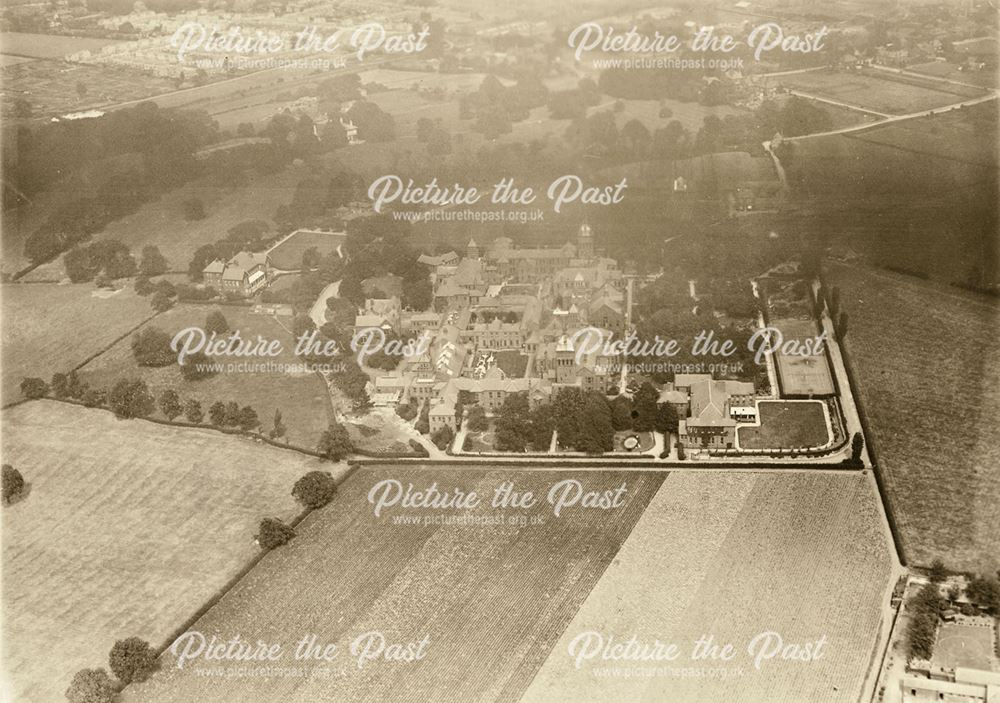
[63,240,135,284]
[337,217,432,312]
[66,637,155,703]
[16,103,218,267]
[459,74,549,138]
[490,384,677,454]
[906,581,943,660]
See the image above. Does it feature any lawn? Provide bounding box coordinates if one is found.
[0,282,156,404]
[738,401,829,450]
[76,303,333,449]
[0,400,341,703]
[267,229,346,271]
[932,622,997,671]
[522,472,894,703]
[829,262,1000,572]
[122,467,665,702]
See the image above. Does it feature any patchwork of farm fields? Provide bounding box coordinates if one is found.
[0,283,155,404]
[1,400,339,703]
[829,263,1000,572]
[522,471,895,703]
[122,468,665,703]
[77,303,332,448]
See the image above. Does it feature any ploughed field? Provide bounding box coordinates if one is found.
[1,400,337,703]
[829,263,1000,572]
[521,471,894,703]
[122,468,664,703]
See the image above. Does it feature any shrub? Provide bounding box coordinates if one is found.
[65,668,117,703]
[20,377,49,399]
[108,379,155,419]
[292,471,338,509]
[108,637,156,684]
[256,518,295,550]
[408,439,428,457]
[2,464,25,504]
[431,424,454,450]
[131,328,175,367]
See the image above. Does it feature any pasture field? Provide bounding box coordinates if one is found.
[94,169,300,273]
[1,400,339,703]
[782,129,997,289]
[905,61,997,89]
[522,471,895,703]
[770,68,983,115]
[0,283,155,404]
[737,401,829,450]
[122,467,664,703]
[828,262,1000,572]
[76,303,333,448]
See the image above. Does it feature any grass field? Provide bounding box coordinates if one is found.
[0,283,155,404]
[738,401,829,450]
[522,471,894,703]
[122,467,664,702]
[771,68,983,115]
[829,262,1000,572]
[76,303,333,448]
[0,400,340,703]
[932,622,997,671]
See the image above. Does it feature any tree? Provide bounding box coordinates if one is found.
[576,392,614,454]
[292,471,338,508]
[495,393,531,452]
[966,574,1000,613]
[108,379,154,419]
[2,464,25,504]
[150,289,175,313]
[131,327,175,367]
[928,558,948,584]
[656,402,679,435]
[415,401,430,434]
[269,409,287,440]
[317,421,354,460]
[179,352,216,381]
[237,405,259,432]
[108,637,156,684]
[66,370,86,399]
[851,432,864,463]
[188,244,218,281]
[184,399,203,423]
[183,197,206,221]
[209,401,227,426]
[139,246,168,277]
[82,388,106,408]
[836,311,849,339]
[20,377,49,399]
[466,405,488,432]
[134,276,154,296]
[204,310,229,335]
[631,382,660,432]
[65,668,117,703]
[256,517,295,550]
[158,389,182,420]
[610,395,632,431]
[51,372,69,398]
[223,401,241,426]
[431,424,454,450]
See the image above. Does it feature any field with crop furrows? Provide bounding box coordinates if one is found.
[828,262,1000,572]
[521,471,895,703]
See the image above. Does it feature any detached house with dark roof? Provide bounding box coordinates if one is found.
[203,252,270,297]
[674,373,756,450]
